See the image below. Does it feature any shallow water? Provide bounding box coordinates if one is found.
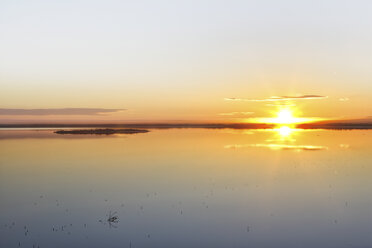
[0,128,371,248]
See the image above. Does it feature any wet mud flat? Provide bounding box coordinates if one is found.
[55,128,149,135]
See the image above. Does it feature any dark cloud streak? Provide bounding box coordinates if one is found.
[225,95,328,102]
[0,108,125,116]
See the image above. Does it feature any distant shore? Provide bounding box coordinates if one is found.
[297,122,372,130]
[1,122,372,130]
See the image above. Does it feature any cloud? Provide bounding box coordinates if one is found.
[265,103,296,107]
[224,95,328,102]
[0,108,125,116]
[218,112,254,116]
[339,97,349,101]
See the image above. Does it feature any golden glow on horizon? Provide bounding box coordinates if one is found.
[250,107,318,125]
[275,109,296,124]
[268,108,309,125]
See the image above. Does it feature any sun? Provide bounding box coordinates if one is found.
[256,107,303,125]
[274,109,296,124]
[248,106,319,125]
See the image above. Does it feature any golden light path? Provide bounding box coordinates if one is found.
[258,108,315,125]
[229,107,327,150]
[225,107,327,150]
[272,109,303,141]
[276,126,293,137]
[224,123,328,151]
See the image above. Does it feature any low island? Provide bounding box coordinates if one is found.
[55,128,150,135]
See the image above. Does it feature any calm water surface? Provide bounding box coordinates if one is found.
[0,128,371,248]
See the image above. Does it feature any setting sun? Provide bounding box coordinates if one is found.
[252,107,317,125]
[274,109,296,124]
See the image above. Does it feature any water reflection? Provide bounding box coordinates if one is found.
[0,128,371,248]
[269,125,298,142]
[276,125,294,138]
[225,126,328,151]
[225,143,328,151]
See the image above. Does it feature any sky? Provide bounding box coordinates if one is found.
[1,0,372,123]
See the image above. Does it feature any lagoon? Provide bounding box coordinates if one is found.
[0,128,371,248]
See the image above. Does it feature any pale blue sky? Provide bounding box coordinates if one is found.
[1,0,372,122]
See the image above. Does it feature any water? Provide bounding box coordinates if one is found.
[0,128,371,248]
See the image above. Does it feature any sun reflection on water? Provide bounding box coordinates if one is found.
[225,126,328,151]
[276,126,294,138]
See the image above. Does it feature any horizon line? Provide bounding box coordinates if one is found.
[1,121,372,130]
